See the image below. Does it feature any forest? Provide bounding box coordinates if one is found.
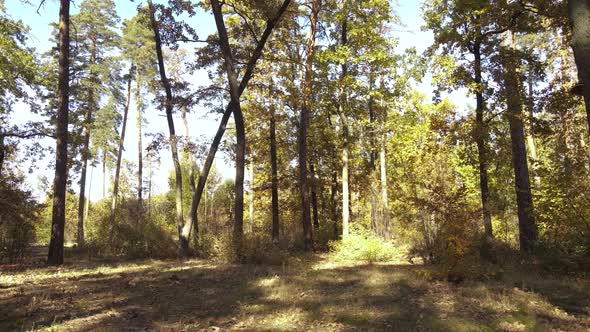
[1,0,590,330]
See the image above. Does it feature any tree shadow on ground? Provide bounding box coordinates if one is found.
[1,255,589,331]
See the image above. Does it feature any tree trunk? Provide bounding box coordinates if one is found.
[110,66,133,226]
[331,167,339,239]
[136,72,143,224]
[339,15,350,238]
[379,105,389,239]
[473,41,493,239]
[248,162,254,233]
[310,163,319,231]
[77,93,93,246]
[269,103,280,243]
[211,0,246,255]
[181,105,197,238]
[502,31,538,252]
[84,164,93,222]
[147,0,184,251]
[0,134,4,177]
[102,150,107,198]
[48,0,71,265]
[568,0,590,132]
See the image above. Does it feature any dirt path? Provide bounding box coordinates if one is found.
[1,255,589,331]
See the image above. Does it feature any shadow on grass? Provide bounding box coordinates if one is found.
[1,256,589,331]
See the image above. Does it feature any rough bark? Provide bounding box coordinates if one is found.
[502,31,538,252]
[110,66,133,226]
[568,0,590,132]
[48,0,71,265]
[147,0,184,249]
[181,105,197,237]
[473,41,494,239]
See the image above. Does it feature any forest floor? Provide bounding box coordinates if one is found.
[1,249,590,331]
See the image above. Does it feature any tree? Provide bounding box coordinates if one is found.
[71,0,120,246]
[181,0,292,256]
[47,0,71,265]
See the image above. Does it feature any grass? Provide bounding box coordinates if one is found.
[1,251,589,331]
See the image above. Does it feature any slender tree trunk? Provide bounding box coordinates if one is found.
[269,103,280,243]
[568,0,590,132]
[379,99,389,239]
[0,134,4,176]
[110,66,133,226]
[77,92,93,246]
[298,0,319,251]
[502,31,538,252]
[181,105,197,238]
[248,162,254,233]
[339,15,350,238]
[48,0,70,265]
[84,164,93,222]
[331,167,339,239]
[310,163,319,230]
[102,150,107,198]
[473,41,493,239]
[147,0,184,250]
[136,73,143,224]
[77,38,98,246]
[368,74,379,234]
[211,0,246,255]
[180,0,292,255]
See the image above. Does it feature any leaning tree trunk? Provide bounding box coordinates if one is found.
[473,41,493,239]
[179,0,292,256]
[48,0,71,265]
[110,66,133,227]
[502,31,538,252]
[148,0,184,250]
[568,0,590,132]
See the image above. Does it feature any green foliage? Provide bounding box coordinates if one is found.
[0,174,41,263]
[329,224,395,263]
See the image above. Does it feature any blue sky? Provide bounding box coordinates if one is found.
[5,0,452,202]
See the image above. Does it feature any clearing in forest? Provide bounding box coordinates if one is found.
[1,254,589,331]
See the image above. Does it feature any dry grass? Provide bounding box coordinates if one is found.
[1,252,589,331]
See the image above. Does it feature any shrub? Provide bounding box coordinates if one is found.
[329,224,396,263]
[0,175,41,263]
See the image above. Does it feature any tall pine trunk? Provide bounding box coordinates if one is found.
[111,66,133,226]
[148,0,184,251]
[136,72,143,224]
[473,41,493,239]
[48,0,71,265]
[502,31,538,252]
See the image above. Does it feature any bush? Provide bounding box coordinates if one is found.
[329,225,396,263]
[0,175,41,263]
